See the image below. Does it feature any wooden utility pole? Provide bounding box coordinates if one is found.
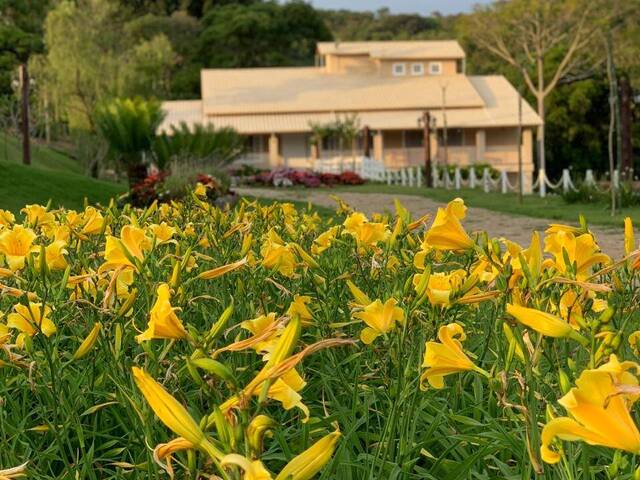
[422,111,432,188]
[20,63,31,166]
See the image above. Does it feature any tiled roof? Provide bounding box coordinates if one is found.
[316,40,466,59]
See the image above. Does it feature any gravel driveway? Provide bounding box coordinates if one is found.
[238,187,625,258]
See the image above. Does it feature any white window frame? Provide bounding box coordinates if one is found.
[428,62,442,75]
[410,63,424,76]
[392,63,406,76]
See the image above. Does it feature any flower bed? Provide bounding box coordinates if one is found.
[0,192,638,478]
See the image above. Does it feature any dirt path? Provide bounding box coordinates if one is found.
[238,187,625,257]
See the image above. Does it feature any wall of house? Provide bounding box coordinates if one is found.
[280,133,311,168]
[377,59,459,77]
[324,54,375,74]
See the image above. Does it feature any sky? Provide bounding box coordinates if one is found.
[309,0,493,15]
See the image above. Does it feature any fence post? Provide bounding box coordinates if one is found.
[613,169,620,190]
[454,167,462,190]
[501,170,508,194]
[469,166,476,189]
[483,168,490,193]
[432,165,439,188]
[386,170,392,185]
[400,168,407,186]
[408,167,415,187]
[585,169,595,186]
[562,169,570,193]
[416,166,423,187]
[539,169,546,198]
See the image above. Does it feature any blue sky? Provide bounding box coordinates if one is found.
[309,0,493,15]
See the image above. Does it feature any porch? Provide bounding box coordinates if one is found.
[234,126,534,177]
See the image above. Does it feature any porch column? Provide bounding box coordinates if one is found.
[268,133,280,167]
[373,131,383,162]
[475,129,486,163]
[521,128,533,165]
[430,131,438,162]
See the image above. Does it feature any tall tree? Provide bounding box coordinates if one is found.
[198,1,332,68]
[464,0,606,193]
[43,0,176,131]
[0,0,49,165]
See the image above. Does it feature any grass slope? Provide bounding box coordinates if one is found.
[0,133,83,174]
[0,161,125,214]
[335,184,635,227]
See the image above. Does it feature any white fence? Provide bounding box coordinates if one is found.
[313,156,618,197]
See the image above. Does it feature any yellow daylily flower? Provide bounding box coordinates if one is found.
[544,230,609,281]
[221,454,272,480]
[265,368,309,420]
[286,295,313,325]
[80,207,105,235]
[502,231,542,284]
[420,322,485,389]
[261,230,297,278]
[506,303,588,345]
[274,431,341,480]
[131,367,223,460]
[136,284,188,343]
[149,222,177,243]
[0,209,15,227]
[240,313,282,358]
[423,198,474,251]
[414,269,466,306]
[0,322,11,345]
[22,204,55,227]
[311,226,338,255]
[541,355,640,464]
[100,225,150,272]
[342,212,389,248]
[352,298,404,344]
[154,437,195,479]
[7,302,56,338]
[39,240,68,271]
[0,225,37,271]
[625,217,635,256]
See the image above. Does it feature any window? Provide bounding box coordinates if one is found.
[410,63,424,76]
[392,63,406,76]
[437,128,464,147]
[404,130,423,148]
[428,62,442,75]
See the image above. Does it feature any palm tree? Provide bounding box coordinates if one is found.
[95,98,165,187]
[153,122,245,171]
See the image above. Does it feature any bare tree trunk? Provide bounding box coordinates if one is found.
[620,75,633,179]
[20,63,31,166]
[536,95,546,196]
[605,36,617,216]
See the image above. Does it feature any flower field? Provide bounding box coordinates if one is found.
[1,188,639,479]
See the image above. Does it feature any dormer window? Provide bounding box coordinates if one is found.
[411,63,424,76]
[392,63,406,76]
[428,62,442,75]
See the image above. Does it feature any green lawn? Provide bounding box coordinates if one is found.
[0,161,125,214]
[332,184,634,227]
[0,133,83,174]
